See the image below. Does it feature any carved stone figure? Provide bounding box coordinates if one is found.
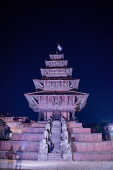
[39,139,48,154]
[63,130,68,141]
[43,130,49,141]
[45,123,51,132]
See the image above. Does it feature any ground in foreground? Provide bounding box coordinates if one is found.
[0,160,113,170]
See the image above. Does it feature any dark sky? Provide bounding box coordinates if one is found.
[0,1,113,124]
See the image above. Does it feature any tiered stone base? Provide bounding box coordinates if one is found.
[67,121,113,161]
[0,121,113,162]
[0,122,46,160]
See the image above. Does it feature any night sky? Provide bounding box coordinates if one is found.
[0,1,113,124]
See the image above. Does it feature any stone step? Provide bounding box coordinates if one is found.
[1,150,113,161]
[0,151,38,160]
[72,141,113,152]
[48,153,61,157]
[23,127,45,133]
[48,155,61,158]
[0,141,40,152]
[47,158,62,160]
[48,153,61,155]
[69,127,91,134]
[67,122,82,128]
[71,133,102,142]
[72,152,113,161]
[31,122,46,128]
[48,156,61,158]
[48,153,62,160]
[12,133,43,141]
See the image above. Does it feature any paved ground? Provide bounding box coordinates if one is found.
[0,160,113,170]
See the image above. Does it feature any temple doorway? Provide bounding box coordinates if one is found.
[52,112,61,121]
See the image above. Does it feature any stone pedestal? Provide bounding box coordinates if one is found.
[38,154,47,161]
[63,153,72,160]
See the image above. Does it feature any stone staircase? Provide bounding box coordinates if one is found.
[0,120,113,162]
[51,121,61,153]
[72,152,113,161]
[0,122,46,161]
[47,153,62,160]
[68,121,113,161]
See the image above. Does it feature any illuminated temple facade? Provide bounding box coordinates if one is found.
[0,49,113,163]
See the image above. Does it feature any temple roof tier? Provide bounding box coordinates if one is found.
[24,92,89,112]
[40,68,72,77]
[45,60,68,68]
[25,90,88,95]
[41,77,78,80]
[33,79,80,91]
[49,54,64,60]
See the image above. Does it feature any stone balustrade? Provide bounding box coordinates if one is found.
[60,119,72,160]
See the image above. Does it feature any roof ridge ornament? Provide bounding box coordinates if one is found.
[57,44,63,53]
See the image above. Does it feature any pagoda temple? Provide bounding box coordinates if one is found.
[24,51,89,121]
[0,46,113,169]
